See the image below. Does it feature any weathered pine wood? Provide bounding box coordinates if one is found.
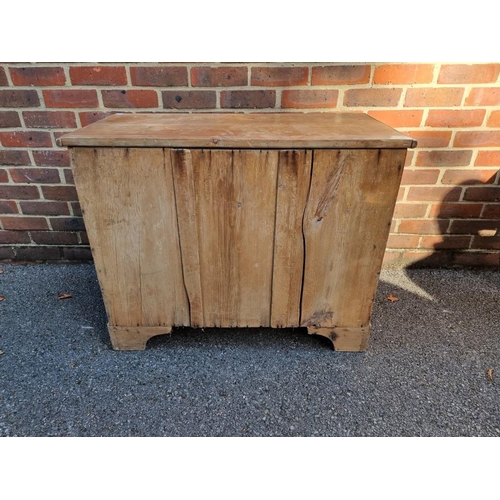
[108,326,172,350]
[65,112,416,352]
[173,149,279,327]
[271,150,312,327]
[307,327,370,352]
[71,148,189,332]
[300,149,407,331]
[170,149,204,327]
[59,113,417,149]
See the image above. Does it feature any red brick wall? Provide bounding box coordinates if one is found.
[0,63,499,266]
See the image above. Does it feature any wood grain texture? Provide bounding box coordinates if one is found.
[173,149,278,327]
[300,149,407,329]
[108,326,172,350]
[171,149,204,326]
[71,147,189,328]
[59,112,417,149]
[271,150,312,327]
[307,327,370,352]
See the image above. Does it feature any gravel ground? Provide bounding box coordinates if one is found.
[0,263,499,436]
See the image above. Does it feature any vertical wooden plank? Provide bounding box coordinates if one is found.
[71,147,189,328]
[173,149,279,327]
[301,149,406,329]
[231,150,278,326]
[271,150,312,327]
[171,149,204,327]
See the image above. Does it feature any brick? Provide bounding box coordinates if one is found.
[251,67,308,86]
[43,90,98,108]
[472,236,500,250]
[23,111,77,129]
[32,150,70,167]
[0,247,15,260]
[429,203,483,219]
[69,66,127,85]
[50,217,85,231]
[0,200,18,214]
[400,169,439,185]
[0,131,52,148]
[281,89,338,108]
[416,150,472,167]
[79,111,116,127]
[450,219,500,235]
[0,185,40,199]
[64,169,74,184]
[465,88,500,106]
[393,203,428,218]
[15,246,62,261]
[368,110,423,128]
[483,204,500,218]
[0,150,30,166]
[425,109,485,128]
[0,230,31,244]
[397,187,405,201]
[71,202,82,216]
[451,251,499,268]
[0,169,7,182]
[0,67,8,86]
[406,131,451,148]
[42,185,78,201]
[10,66,65,86]
[191,66,247,87]
[0,111,21,128]
[373,64,433,84]
[344,88,402,107]
[79,231,89,244]
[404,88,464,107]
[220,90,276,109]
[404,150,414,167]
[102,89,158,108]
[130,66,188,87]
[30,231,79,245]
[0,90,40,107]
[440,169,497,185]
[20,201,70,216]
[0,216,49,230]
[407,186,461,202]
[162,91,216,109]
[10,168,60,184]
[312,65,370,85]
[454,131,500,148]
[386,234,420,249]
[62,247,93,261]
[487,110,500,127]
[420,235,472,250]
[398,219,447,234]
[438,64,500,84]
[382,251,404,267]
[464,187,500,202]
[400,251,451,267]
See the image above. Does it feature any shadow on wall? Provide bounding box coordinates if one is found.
[406,174,500,269]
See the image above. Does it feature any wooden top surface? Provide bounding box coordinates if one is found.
[58,112,417,149]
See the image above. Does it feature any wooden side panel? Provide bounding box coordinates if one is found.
[71,147,189,327]
[173,149,279,327]
[301,149,406,328]
[271,150,312,327]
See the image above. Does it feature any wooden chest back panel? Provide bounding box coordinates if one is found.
[71,147,406,331]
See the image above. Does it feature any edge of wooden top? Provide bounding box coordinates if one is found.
[57,112,418,149]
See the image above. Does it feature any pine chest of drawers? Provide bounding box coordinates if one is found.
[59,112,416,351]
